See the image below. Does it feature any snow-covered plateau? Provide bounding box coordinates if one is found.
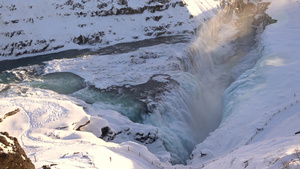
[1,0,300,168]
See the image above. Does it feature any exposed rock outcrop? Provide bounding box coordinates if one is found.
[0,108,19,123]
[0,132,35,169]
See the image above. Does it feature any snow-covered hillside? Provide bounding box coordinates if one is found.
[0,0,218,59]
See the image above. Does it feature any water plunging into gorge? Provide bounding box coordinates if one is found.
[140,0,276,164]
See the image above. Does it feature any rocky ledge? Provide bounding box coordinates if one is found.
[0,132,35,169]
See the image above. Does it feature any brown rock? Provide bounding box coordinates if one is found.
[0,132,35,169]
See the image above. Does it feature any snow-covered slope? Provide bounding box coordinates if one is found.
[0,0,219,59]
[0,93,165,169]
[189,0,300,168]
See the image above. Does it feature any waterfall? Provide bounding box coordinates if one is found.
[142,0,274,164]
[180,0,275,143]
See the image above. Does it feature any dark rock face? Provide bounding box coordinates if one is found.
[113,127,158,144]
[73,31,105,45]
[2,39,65,57]
[134,131,158,144]
[100,126,115,141]
[0,132,35,169]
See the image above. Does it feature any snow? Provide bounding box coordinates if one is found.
[0,92,164,168]
[1,0,300,168]
[44,43,186,89]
